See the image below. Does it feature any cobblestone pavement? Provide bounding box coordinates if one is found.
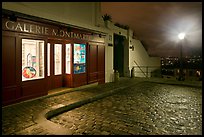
[2,78,138,135]
[50,82,202,135]
[2,78,202,135]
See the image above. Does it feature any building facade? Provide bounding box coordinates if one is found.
[2,2,160,106]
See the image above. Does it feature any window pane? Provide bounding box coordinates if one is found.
[74,43,86,64]
[22,39,44,81]
[47,43,50,76]
[66,44,71,74]
[73,43,86,74]
[54,44,62,75]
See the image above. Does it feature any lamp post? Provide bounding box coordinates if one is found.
[178,32,185,81]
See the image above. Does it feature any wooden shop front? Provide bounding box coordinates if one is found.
[2,13,105,106]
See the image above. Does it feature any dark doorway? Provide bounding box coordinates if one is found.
[114,34,125,77]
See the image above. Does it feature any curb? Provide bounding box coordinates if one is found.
[33,82,138,135]
[40,82,137,120]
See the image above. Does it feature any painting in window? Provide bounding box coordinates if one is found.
[74,43,86,74]
[54,44,62,75]
[22,39,44,81]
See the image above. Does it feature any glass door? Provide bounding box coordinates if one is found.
[72,43,87,87]
[47,40,64,90]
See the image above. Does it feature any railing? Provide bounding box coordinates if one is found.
[131,60,202,81]
[131,65,161,78]
[161,68,202,81]
[133,61,148,77]
[132,66,202,81]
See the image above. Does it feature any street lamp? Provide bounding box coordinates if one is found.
[178,32,185,81]
[178,33,185,40]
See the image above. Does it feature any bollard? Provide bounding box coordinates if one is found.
[131,67,135,78]
[114,70,119,82]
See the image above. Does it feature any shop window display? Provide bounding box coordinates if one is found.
[22,39,44,81]
[47,43,50,76]
[66,44,71,74]
[54,44,62,75]
[74,43,86,74]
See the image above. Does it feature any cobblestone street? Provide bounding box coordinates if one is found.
[50,82,202,135]
[2,78,202,135]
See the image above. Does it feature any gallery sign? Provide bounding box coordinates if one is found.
[2,18,105,42]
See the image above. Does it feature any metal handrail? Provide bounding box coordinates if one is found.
[133,60,148,77]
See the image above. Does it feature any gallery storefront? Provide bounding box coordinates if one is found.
[2,12,105,106]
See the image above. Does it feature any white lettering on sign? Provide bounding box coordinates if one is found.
[15,23,23,31]
[5,20,50,35]
[4,20,104,42]
[5,21,14,30]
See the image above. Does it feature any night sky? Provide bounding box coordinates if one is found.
[101,2,202,57]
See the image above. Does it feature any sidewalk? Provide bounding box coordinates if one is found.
[2,77,202,135]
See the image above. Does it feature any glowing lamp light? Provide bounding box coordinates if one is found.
[178,32,186,40]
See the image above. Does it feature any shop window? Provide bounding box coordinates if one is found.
[73,43,86,74]
[47,43,50,76]
[66,44,71,74]
[22,39,44,81]
[54,44,62,75]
